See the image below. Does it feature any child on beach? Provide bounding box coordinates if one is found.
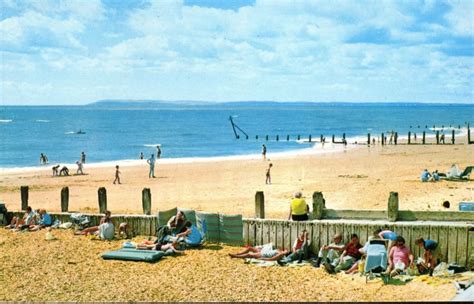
[113,165,121,184]
[265,163,272,184]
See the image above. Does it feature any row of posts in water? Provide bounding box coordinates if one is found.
[237,124,472,145]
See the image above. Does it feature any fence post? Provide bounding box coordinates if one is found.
[367,133,371,145]
[387,192,399,222]
[408,132,411,144]
[422,131,426,144]
[255,191,265,219]
[451,129,455,144]
[381,133,385,145]
[436,131,440,144]
[312,192,324,220]
[20,186,28,211]
[98,187,107,214]
[61,187,69,212]
[142,188,151,215]
[394,132,398,145]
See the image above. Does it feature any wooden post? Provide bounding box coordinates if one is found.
[142,188,151,215]
[468,124,471,144]
[98,187,107,214]
[394,132,398,145]
[20,186,28,211]
[297,135,300,140]
[451,129,455,144]
[312,192,324,220]
[255,191,265,219]
[286,135,289,141]
[308,135,312,142]
[422,131,426,144]
[256,135,258,140]
[387,192,399,222]
[332,135,335,143]
[266,135,269,141]
[381,133,385,145]
[60,187,69,212]
[276,135,279,141]
[367,133,371,145]
[320,134,324,143]
[436,131,440,144]
[408,131,411,144]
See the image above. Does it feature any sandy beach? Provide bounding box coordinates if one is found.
[0,229,458,302]
[1,141,472,218]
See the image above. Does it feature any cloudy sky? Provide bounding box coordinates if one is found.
[1,0,472,105]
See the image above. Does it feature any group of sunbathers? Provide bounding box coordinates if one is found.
[230,228,442,277]
[5,206,52,231]
[421,164,472,182]
[135,211,204,254]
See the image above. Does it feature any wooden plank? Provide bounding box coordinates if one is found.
[283,221,291,250]
[437,226,449,263]
[305,222,315,253]
[243,221,249,246]
[290,222,299,249]
[456,227,468,267]
[262,221,271,244]
[248,221,256,246]
[276,222,284,249]
[320,222,329,248]
[469,231,474,270]
[270,221,278,248]
[448,226,458,264]
[255,221,263,246]
[359,224,368,245]
[410,225,423,259]
[312,222,320,252]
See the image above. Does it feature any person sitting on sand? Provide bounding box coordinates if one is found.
[415,237,442,276]
[288,192,309,221]
[229,244,288,261]
[6,206,36,230]
[52,164,60,176]
[386,236,414,277]
[167,211,187,234]
[59,166,69,176]
[431,170,440,181]
[29,209,52,231]
[279,230,310,264]
[75,210,111,236]
[420,169,431,182]
[313,233,345,268]
[97,217,115,240]
[446,164,461,178]
[324,234,362,274]
[344,229,385,274]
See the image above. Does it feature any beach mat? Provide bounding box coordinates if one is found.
[219,214,243,245]
[196,212,220,243]
[102,248,165,263]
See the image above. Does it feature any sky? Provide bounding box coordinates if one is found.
[0,0,473,105]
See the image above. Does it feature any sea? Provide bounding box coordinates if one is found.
[0,102,473,169]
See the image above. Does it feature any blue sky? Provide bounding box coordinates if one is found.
[0,0,472,105]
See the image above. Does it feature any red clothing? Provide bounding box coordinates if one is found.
[346,242,363,260]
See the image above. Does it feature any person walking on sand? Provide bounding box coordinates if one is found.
[113,165,121,184]
[76,161,84,175]
[265,163,272,184]
[147,154,156,178]
[262,144,267,160]
[81,152,86,164]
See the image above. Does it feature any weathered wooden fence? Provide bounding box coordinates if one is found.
[243,218,474,268]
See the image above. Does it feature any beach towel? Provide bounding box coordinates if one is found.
[102,248,165,263]
[364,240,388,273]
[196,212,220,243]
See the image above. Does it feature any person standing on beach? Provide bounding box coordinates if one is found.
[147,154,156,178]
[265,163,272,184]
[262,144,267,160]
[113,165,121,184]
[81,152,86,164]
[156,145,162,159]
[140,152,144,160]
[76,161,84,175]
[40,153,48,165]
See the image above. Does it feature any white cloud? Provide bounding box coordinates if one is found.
[446,0,474,37]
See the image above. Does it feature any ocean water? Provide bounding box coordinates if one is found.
[0,102,473,169]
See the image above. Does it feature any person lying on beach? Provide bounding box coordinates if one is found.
[324,234,362,274]
[29,209,52,231]
[229,244,289,261]
[278,230,310,264]
[313,233,345,268]
[75,210,111,236]
[5,206,36,230]
[386,236,414,277]
[59,166,69,176]
[137,240,183,253]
